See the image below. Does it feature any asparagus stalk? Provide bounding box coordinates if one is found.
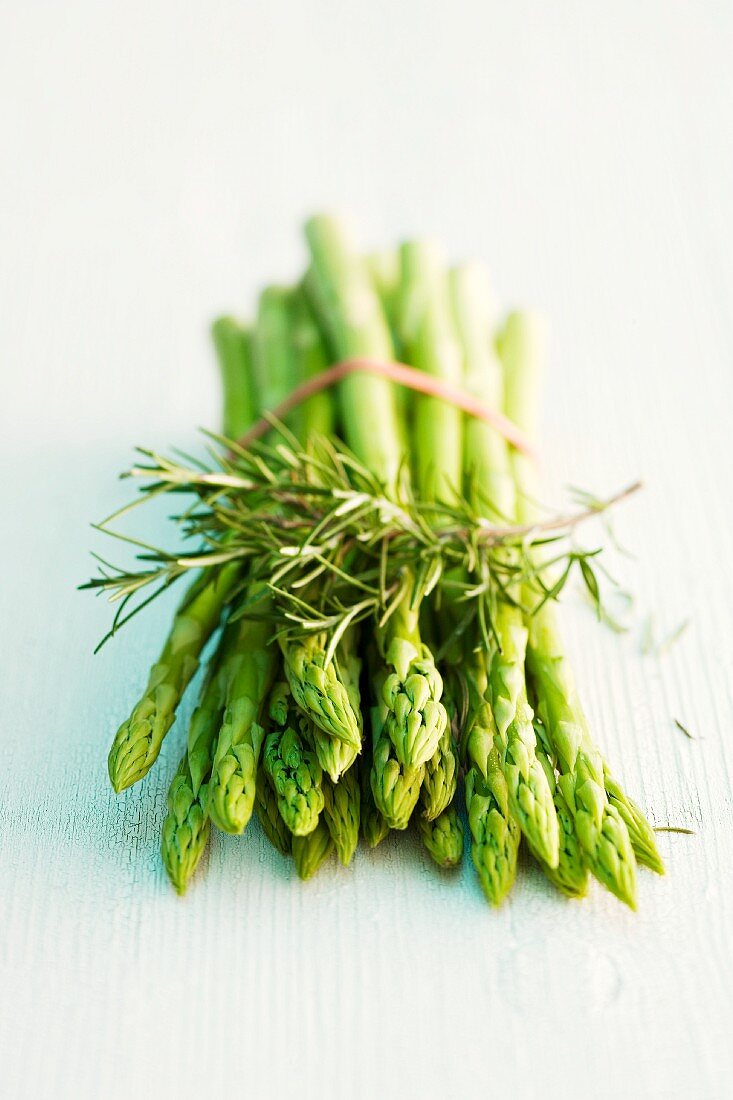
[463,652,520,905]
[215,293,356,860]
[528,619,637,906]
[285,284,361,789]
[108,564,238,792]
[322,765,360,866]
[263,682,325,836]
[308,627,362,781]
[500,311,640,907]
[392,243,465,821]
[292,818,334,880]
[397,240,463,504]
[252,285,302,435]
[488,611,561,867]
[282,635,361,750]
[305,215,448,779]
[210,301,284,833]
[160,627,231,893]
[247,286,353,845]
[253,282,361,752]
[420,720,459,822]
[360,742,391,848]
[366,247,409,422]
[304,215,403,485]
[418,806,464,869]
[451,264,560,870]
[531,719,589,898]
[437,662,461,731]
[604,767,664,874]
[254,766,292,857]
[161,757,212,895]
[211,316,257,440]
[312,733,358,786]
[290,287,336,442]
[369,658,425,829]
[206,603,279,834]
[109,303,259,795]
[378,597,447,769]
[366,249,401,339]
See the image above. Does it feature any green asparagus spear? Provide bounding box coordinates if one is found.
[391,245,466,822]
[366,249,401,339]
[252,281,360,752]
[160,628,231,893]
[254,766,292,857]
[252,285,302,434]
[530,720,589,898]
[263,683,325,836]
[528,626,637,906]
[604,767,664,874]
[451,264,559,869]
[397,240,463,505]
[161,756,213,895]
[366,247,408,421]
[500,310,638,908]
[108,564,238,793]
[207,601,279,834]
[371,725,425,829]
[369,660,425,829]
[360,743,391,848]
[308,627,362,781]
[378,596,447,769]
[387,242,464,778]
[322,766,360,866]
[488,612,560,868]
[420,720,459,822]
[418,806,464,869]
[290,287,336,441]
[282,634,361,750]
[305,214,448,773]
[255,281,362,753]
[292,819,334,880]
[211,302,285,833]
[211,316,257,440]
[463,653,521,905]
[304,215,403,485]
[312,735,358,786]
[123,304,257,801]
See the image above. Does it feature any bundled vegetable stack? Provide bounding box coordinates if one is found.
[87,214,663,907]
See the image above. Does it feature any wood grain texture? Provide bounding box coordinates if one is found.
[2,3,732,1098]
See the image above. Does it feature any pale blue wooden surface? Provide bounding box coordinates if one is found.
[2,3,732,1098]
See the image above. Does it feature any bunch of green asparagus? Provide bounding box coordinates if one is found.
[98,214,662,906]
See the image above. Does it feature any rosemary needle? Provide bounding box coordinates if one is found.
[673,718,695,740]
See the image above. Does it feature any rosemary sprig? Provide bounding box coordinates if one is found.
[82,430,639,656]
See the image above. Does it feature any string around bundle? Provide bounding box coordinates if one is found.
[235,358,538,460]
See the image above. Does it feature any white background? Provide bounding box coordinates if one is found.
[2,3,732,1098]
